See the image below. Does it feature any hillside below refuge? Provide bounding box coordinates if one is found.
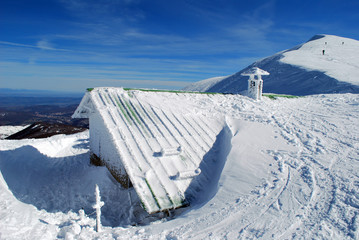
[185,34,359,96]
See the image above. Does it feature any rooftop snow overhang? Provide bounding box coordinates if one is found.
[72,92,95,118]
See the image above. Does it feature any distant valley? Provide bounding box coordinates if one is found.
[0,88,88,128]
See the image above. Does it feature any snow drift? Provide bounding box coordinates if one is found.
[185,35,359,95]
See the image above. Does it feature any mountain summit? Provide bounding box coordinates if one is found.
[184,35,359,95]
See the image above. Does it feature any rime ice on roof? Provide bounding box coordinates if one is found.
[241,67,270,77]
[72,87,225,214]
[241,67,269,100]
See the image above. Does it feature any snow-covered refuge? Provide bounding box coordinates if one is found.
[72,87,225,214]
[241,67,269,100]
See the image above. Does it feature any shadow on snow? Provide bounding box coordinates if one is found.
[0,146,138,227]
[184,125,232,208]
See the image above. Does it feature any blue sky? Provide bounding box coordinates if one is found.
[1,0,358,92]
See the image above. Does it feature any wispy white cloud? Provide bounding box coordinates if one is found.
[1,0,291,92]
[0,60,192,91]
[36,39,54,50]
[58,0,143,23]
[0,40,72,52]
[225,1,276,49]
[0,41,38,49]
[46,0,283,61]
[51,0,278,57]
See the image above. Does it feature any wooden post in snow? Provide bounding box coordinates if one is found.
[93,184,104,232]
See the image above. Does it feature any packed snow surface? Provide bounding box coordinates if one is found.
[0,92,359,239]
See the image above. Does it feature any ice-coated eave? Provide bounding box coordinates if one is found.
[72,92,95,119]
[72,87,225,214]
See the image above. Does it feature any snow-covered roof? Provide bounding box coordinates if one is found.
[241,67,270,76]
[72,87,225,213]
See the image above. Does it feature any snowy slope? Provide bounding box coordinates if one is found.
[182,76,229,92]
[281,35,359,86]
[0,125,28,139]
[1,92,358,239]
[185,35,359,95]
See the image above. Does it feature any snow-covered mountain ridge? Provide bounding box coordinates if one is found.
[185,35,359,95]
[1,91,358,239]
[281,34,359,86]
[183,76,229,92]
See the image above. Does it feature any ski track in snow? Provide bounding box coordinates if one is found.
[152,94,359,239]
[0,93,358,239]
